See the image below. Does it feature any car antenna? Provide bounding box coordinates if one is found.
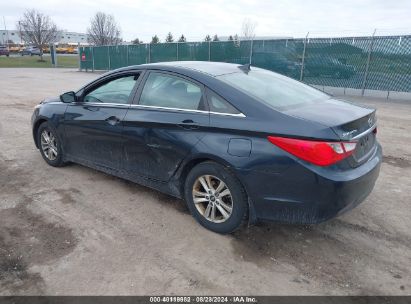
[238,63,251,73]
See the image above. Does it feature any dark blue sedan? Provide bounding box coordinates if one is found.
[31,62,382,233]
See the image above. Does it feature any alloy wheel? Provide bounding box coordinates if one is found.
[192,175,233,223]
[40,129,58,161]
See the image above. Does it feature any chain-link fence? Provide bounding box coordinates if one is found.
[79,35,411,93]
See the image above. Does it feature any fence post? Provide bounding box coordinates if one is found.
[300,32,309,81]
[52,45,58,68]
[361,29,376,96]
[148,43,151,63]
[249,39,253,65]
[208,41,211,61]
[176,42,179,61]
[108,46,111,70]
[126,44,129,66]
[77,44,81,71]
[92,46,95,72]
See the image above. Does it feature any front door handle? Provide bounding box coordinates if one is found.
[178,119,199,130]
[105,116,121,126]
[83,106,99,112]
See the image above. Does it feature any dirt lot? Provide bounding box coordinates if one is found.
[0,68,410,295]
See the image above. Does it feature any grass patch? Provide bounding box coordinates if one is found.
[0,55,79,68]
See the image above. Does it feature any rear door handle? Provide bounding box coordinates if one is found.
[105,116,121,126]
[178,119,199,130]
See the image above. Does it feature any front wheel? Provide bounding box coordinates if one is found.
[184,161,248,234]
[37,122,66,167]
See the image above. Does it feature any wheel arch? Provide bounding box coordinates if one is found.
[175,154,256,224]
[33,118,48,148]
[176,154,233,192]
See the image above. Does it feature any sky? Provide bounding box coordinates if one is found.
[2,0,411,41]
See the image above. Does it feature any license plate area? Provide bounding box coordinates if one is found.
[352,132,376,163]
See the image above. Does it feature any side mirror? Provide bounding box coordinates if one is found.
[60,91,77,103]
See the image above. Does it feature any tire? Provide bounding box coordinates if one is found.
[184,161,248,234]
[37,122,66,167]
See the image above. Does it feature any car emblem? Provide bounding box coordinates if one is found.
[342,130,357,138]
[368,117,373,127]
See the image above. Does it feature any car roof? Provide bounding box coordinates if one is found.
[122,61,246,77]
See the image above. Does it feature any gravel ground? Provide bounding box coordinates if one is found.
[0,68,410,295]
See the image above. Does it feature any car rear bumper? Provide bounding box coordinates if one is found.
[238,143,382,224]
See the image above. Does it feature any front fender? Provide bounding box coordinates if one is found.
[31,103,68,149]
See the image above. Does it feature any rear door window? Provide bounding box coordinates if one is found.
[139,72,205,111]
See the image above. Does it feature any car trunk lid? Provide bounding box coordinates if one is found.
[283,98,377,167]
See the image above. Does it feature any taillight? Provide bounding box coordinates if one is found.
[267,136,357,166]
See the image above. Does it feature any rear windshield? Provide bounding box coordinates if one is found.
[216,68,329,110]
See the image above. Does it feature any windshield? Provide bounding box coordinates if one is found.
[217,68,330,110]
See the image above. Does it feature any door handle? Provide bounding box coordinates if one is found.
[83,106,99,112]
[105,116,121,126]
[178,119,199,130]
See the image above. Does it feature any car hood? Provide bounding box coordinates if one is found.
[41,96,61,104]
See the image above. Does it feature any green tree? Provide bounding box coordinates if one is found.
[212,34,219,42]
[151,35,160,43]
[132,38,142,44]
[178,34,186,42]
[165,32,174,42]
[204,34,211,42]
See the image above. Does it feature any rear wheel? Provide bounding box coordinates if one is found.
[184,161,248,234]
[37,122,66,167]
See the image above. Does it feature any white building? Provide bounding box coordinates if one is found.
[0,30,21,44]
[57,31,88,45]
[0,30,88,45]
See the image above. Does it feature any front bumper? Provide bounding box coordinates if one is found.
[239,143,382,224]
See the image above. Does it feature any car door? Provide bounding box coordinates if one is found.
[122,71,210,181]
[64,72,142,169]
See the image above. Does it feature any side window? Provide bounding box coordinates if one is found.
[139,72,204,110]
[206,89,241,114]
[84,74,139,104]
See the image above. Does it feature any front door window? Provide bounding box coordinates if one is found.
[84,75,139,104]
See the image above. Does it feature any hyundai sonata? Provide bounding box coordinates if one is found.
[31,62,382,233]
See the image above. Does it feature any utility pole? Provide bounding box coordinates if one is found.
[3,16,10,47]
[18,21,22,45]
